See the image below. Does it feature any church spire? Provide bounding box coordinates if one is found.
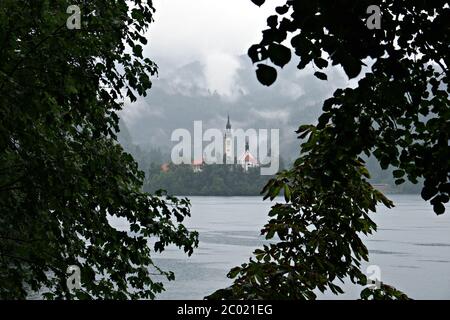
[226,114,231,130]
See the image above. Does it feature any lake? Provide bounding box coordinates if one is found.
[144,195,450,300]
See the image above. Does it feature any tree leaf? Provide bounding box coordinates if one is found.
[314,71,328,81]
[275,5,289,15]
[434,202,445,215]
[268,43,292,68]
[251,0,265,6]
[342,56,362,79]
[256,64,277,86]
[314,57,328,69]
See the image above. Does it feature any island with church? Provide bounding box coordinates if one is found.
[143,116,282,196]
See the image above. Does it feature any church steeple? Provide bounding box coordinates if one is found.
[226,114,231,130]
[224,114,233,164]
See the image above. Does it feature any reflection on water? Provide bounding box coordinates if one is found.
[144,195,450,300]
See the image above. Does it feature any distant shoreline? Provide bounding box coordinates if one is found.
[158,193,421,198]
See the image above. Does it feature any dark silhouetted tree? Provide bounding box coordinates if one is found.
[0,0,198,299]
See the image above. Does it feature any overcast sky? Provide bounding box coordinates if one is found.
[145,0,286,74]
[121,0,357,157]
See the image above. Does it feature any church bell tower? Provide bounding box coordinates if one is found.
[224,115,233,164]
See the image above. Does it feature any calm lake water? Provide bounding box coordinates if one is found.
[137,195,450,300]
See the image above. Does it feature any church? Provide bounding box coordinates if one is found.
[223,115,259,172]
[190,115,260,172]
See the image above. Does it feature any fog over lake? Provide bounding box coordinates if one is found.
[114,195,450,300]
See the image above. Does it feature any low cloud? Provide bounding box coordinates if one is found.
[203,52,243,97]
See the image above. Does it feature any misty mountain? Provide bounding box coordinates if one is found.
[118,54,351,161]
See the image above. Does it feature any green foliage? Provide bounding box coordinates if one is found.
[210,0,448,300]
[209,127,395,299]
[248,0,449,214]
[360,284,410,301]
[0,0,198,299]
